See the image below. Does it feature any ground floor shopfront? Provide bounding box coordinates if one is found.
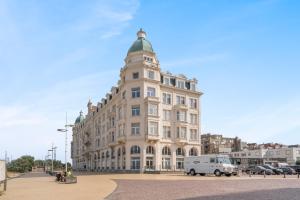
[72,142,200,172]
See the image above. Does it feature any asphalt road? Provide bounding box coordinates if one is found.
[106,179,300,200]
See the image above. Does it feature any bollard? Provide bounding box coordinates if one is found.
[284,172,286,178]
[298,172,299,179]
[264,171,266,178]
[249,171,251,177]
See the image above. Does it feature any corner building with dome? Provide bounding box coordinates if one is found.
[71,29,203,172]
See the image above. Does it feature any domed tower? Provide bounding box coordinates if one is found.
[120,28,160,86]
[127,28,154,54]
[75,110,84,124]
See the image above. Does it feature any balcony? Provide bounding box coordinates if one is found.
[117,135,126,144]
[174,104,188,110]
[144,96,160,103]
[176,137,188,145]
[108,139,117,147]
[145,134,160,142]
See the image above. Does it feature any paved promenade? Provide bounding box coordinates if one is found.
[1,172,300,200]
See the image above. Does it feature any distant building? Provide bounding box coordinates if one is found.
[201,133,242,154]
[230,147,300,167]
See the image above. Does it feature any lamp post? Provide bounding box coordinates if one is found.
[57,112,74,173]
[48,144,57,173]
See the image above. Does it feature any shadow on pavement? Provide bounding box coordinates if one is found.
[179,188,300,200]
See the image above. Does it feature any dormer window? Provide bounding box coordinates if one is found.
[177,80,185,89]
[164,77,170,85]
[191,83,196,91]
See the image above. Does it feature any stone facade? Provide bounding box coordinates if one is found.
[201,133,242,154]
[71,29,202,172]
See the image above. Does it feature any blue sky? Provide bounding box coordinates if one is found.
[0,0,300,161]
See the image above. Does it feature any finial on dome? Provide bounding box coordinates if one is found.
[137,28,146,38]
[79,110,83,116]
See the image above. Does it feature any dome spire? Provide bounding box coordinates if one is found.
[137,28,146,39]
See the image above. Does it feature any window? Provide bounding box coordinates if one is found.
[122,91,126,99]
[148,122,158,136]
[189,148,198,156]
[132,105,140,116]
[176,158,184,169]
[148,71,155,79]
[176,148,185,156]
[210,158,215,163]
[190,114,197,125]
[162,93,172,104]
[190,98,197,109]
[176,95,185,105]
[131,123,140,135]
[177,111,186,122]
[130,145,141,154]
[118,107,122,120]
[163,110,171,121]
[133,72,139,79]
[147,87,156,97]
[177,80,185,89]
[144,56,153,62]
[146,146,155,154]
[163,126,171,139]
[191,83,196,91]
[162,146,171,155]
[164,77,170,85]
[131,87,140,98]
[131,157,140,170]
[148,104,158,116]
[162,158,171,169]
[176,127,187,139]
[190,129,198,140]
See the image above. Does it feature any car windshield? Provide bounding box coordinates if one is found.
[216,157,231,164]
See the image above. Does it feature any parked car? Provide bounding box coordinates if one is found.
[289,165,300,173]
[279,167,297,175]
[246,166,274,175]
[263,165,283,175]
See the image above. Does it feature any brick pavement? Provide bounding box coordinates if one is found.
[106,179,300,200]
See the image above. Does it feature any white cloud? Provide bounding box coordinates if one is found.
[71,0,139,39]
[216,98,300,143]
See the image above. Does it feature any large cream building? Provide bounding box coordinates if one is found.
[71,29,203,172]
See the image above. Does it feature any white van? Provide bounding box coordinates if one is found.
[184,154,235,176]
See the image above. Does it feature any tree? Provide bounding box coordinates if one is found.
[7,155,35,173]
[34,160,45,168]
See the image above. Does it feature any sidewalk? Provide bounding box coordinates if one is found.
[0,172,116,200]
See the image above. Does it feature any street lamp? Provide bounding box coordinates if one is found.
[57,113,74,173]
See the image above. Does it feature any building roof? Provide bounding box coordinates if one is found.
[75,110,84,124]
[127,28,154,54]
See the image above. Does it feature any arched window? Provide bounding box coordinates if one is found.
[106,151,110,158]
[146,146,155,154]
[131,145,141,154]
[162,146,171,155]
[122,146,126,155]
[176,148,185,156]
[102,152,105,159]
[117,148,121,156]
[189,148,198,156]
